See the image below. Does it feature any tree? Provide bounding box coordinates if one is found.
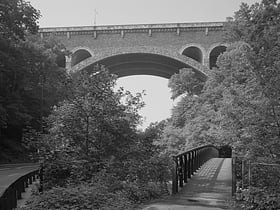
[224,0,280,157]
[168,68,204,99]
[160,42,263,154]
[160,0,280,159]
[0,0,40,41]
[0,0,70,144]
[41,67,144,177]
[159,2,280,207]
[0,34,69,141]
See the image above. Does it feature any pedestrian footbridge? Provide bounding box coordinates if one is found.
[142,145,234,210]
[0,145,234,210]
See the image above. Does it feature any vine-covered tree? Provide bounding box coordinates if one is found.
[0,0,68,144]
[0,0,40,41]
[224,0,280,157]
[44,67,144,163]
[157,1,280,208]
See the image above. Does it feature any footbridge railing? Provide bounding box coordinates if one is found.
[172,144,220,194]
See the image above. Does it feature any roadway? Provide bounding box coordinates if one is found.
[0,163,39,196]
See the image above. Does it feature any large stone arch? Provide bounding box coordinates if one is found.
[206,43,229,69]
[179,43,206,65]
[69,47,210,79]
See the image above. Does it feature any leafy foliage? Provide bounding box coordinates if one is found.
[0,0,40,41]
[168,68,204,99]
[157,1,280,209]
[17,182,134,210]
[0,0,69,165]
[20,67,171,209]
[43,67,143,165]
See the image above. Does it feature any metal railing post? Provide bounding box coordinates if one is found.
[179,156,184,188]
[191,151,195,175]
[183,154,188,183]
[172,157,178,194]
[232,156,236,196]
[188,153,191,178]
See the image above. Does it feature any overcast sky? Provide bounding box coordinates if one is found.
[28,0,260,129]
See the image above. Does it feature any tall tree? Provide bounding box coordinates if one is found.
[0,0,40,41]
[159,0,280,160]
[43,67,144,164]
[0,0,68,142]
[224,0,280,157]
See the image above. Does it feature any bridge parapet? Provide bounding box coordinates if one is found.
[39,22,225,36]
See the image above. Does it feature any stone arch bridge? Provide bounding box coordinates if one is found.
[39,22,228,79]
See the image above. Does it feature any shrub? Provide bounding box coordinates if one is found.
[17,183,133,210]
[241,187,280,210]
[122,181,165,203]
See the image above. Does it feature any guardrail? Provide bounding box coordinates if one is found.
[0,168,41,210]
[171,144,220,194]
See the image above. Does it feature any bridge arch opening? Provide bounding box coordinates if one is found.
[82,53,207,81]
[181,46,203,63]
[55,54,66,68]
[209,45,227,69]
[116,75,175,128]
[76,52,206,129]
[71,49,92,67]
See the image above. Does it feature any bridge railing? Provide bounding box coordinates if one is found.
[171,144,219,194]
[0,168,41,210]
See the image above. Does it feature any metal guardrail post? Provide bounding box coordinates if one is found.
[196,150,199,171]
[192,151,195,175]
[232,156,236,196]
[172,157,178,194]
[183,154,188,183]
[187,153,191,179]
[179,156,184,188]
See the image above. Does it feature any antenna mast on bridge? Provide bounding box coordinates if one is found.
[94,9,98,26]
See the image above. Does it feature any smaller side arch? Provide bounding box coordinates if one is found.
[70,47,94,67]
[55,54,66,68]
[207,43,228,69]
[179,43,206,65]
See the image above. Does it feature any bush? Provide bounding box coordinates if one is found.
[241,187,280,210]
[235,157,280,209]
[17,183,133,210]
[122,181,165,203]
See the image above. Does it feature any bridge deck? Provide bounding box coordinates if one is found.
[142,158,232,210]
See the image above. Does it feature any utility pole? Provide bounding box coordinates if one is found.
[39,74,44,133]
[94,9,98,26]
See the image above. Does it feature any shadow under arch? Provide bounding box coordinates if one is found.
[71,47,93,67]
[69,48,210,80]
[179,43,206,64]
[207,43,228,69]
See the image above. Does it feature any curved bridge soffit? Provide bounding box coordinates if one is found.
[69,47,210,78]
[206,42,229,59]
[179,43,207,59]
[70,46,94,56]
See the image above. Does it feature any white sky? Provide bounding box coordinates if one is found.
[28,0,260,129]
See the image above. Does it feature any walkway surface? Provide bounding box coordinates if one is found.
[142,158,232,210]
[0,163,39,196]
